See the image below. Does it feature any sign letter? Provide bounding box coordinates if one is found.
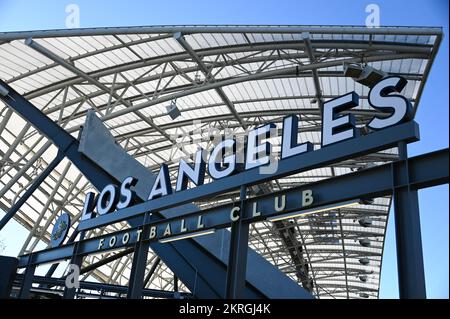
[176,149,207,191]
[367,76,413,130]
[302,189,314,207]
[322,92,359,146]
[246,123,275,170]
[208,139,237,179]
[97,184,119,215]
[148,164,172,200]
[230,206,240,222]
[281,115,312,159]
[116,176,138,210]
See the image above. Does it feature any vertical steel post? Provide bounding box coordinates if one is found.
[63,254,83,299]
[0,256,18,298]
[63,232,85,299]
[173,276,179,292]
[127,214,150,299]
[19,257,36,299]
[225,184,249,299]
[127,241,150,299]
[393,141,427,299]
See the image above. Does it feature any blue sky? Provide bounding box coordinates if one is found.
[0,0,448,298]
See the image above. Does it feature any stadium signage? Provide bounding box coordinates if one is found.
[95,187,316,251]
[79,76,413,233]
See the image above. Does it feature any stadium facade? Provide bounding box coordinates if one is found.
[0,25,448,299]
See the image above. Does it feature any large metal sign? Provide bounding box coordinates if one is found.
[78,76,414,232]
[2,74,448,300]
[17,147,448,267]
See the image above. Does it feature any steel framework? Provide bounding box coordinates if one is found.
[0,25,444,299]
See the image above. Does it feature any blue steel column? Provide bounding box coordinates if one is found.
[393,141,426,299]
[63,232,85,299]
[127,242,150,298]
[225,185,249,298]
[62,253,83,299]
[127,214,151,299]
[0,151,65,231]
[19,255,36,299]
[0,256,18,298]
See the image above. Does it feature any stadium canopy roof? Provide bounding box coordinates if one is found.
[0,25,442,299]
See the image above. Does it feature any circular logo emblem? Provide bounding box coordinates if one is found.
[50,213,70,247]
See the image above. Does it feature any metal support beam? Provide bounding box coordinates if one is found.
[144,257,161,287]
[393,141,426,299]
[173,276,178,292]
[0,123,31,175]
[18,261,36,299]
[225,185,250,298]
[19,161,72,256]
[337,211,350,298]
[0,141,52,199]
[0,150,64,231]
[63,240,84,299]
[0,256,18,298]
[79,121,421,230]
[24,38,178,146]
[13,274,191,299]
[0,80,117,190]
[127,229,151,298]
[0,26,442,43]
[24,38,111,96]
[302,32,323,113]
[42,229,80,281]
[17,148,448,267]
[80,247,134,275]
[175,32,246,129]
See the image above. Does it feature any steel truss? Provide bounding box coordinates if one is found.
[0,25,444,299]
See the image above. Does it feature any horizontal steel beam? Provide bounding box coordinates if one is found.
[14,274,190,299]
[17,148,448,267]
[0,25,442,41]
